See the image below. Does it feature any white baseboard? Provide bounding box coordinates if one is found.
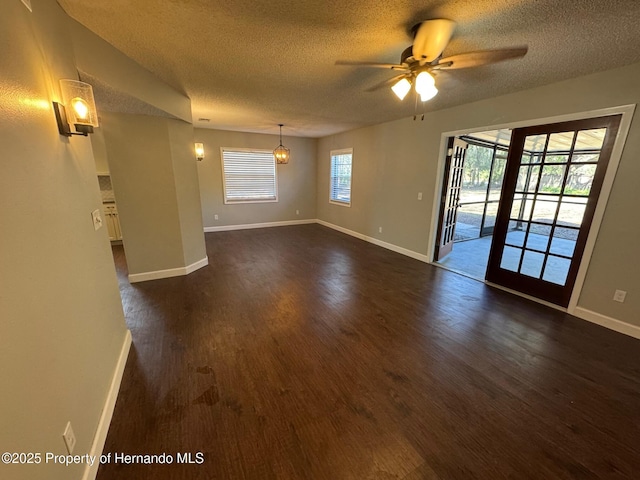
[82,329,132,480]
[185,256,209,275]
[316,219,430,263]
[573,307,640,340]
[204,219,315,233]
[128,256,209,283]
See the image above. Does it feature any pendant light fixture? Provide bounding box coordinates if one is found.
[273,124,290,164]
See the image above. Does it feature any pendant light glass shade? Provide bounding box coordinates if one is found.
[273,124,290,164]
[391,78,411,100]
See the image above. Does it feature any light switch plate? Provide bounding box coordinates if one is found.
[613,290,627,303]
[91,209,103,230]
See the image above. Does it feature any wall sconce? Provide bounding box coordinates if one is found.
[273,124,290,164]
[195,143,205,161]
[53,79,99,136]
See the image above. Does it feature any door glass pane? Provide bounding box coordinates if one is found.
[557,201,586,227]
[526,224,551,251]
[456,204,481,241]
[550,227,577,257]
[510,193,523,218]
[540,165,567,195]
[575,128,606,151]
[483,202,499,231]
[506,221,526,247]
[571,153,599,163]
[544,154,569,164]
[516,166,530,191]
[521,250,545,278]
[501,246,522,272]
[565,164,596,196]
[547,132,575,152]
[527,166,540,192]
[532,198,559,224]
[520,152,534,164]
[543,255,571,285]
[488,155,506,201]
[510,194,534,222]
[524,134,547,153]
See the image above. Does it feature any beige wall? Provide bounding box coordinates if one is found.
[91,124,110,174]
[317,62,640,327]
[168,120,208,266]
[196,129,317,227]
[101,112,207,275]
[0,1,128,479]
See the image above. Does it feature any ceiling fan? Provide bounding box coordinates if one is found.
[336,19,527,103]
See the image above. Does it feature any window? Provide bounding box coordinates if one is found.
[330,148,353,206]
[221,148,278,204]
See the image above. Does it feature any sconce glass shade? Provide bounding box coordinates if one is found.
[273,124,290,164]
[195,143,205,161]
[415,72,438,102]
[60,80,98,128]
[391,78,411,100]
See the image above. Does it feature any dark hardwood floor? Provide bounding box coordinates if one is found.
[99,224,640,479]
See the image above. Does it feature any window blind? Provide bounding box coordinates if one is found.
[330,149,353,205]
[221,148,278,203]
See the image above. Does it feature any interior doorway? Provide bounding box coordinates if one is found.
[434,129,512,280]
[433,114,623,308]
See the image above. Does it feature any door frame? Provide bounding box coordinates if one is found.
[427,104,636,314]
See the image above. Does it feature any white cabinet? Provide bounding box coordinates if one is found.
[103,203,122,241]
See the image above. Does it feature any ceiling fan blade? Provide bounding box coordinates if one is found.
[436,47,528,69]
[365,74,408,92]
[335,60,409,71]
[412,19,456,65]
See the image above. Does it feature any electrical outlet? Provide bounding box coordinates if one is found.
[91,209,103,230]
[62,422,76,454]
[214,214,219,220]
[296,210,299,215]
[417,192,423,200]
[613,290,627,303]
[378,227,382,233]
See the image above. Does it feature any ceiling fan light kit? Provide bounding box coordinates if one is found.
[337,18,527,109]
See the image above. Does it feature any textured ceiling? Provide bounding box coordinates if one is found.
[58,0,640,138]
